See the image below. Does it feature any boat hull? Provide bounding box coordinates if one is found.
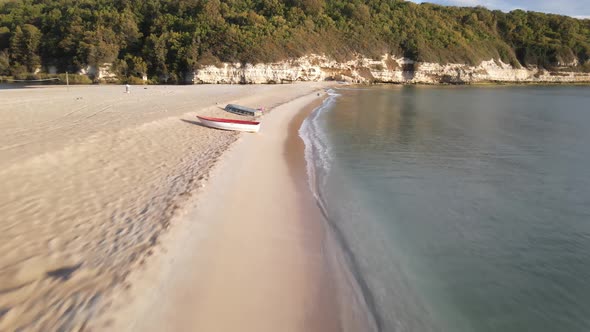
[197,116,261,133]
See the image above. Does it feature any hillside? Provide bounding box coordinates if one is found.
[0,0,589,83]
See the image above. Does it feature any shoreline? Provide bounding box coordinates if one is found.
[285,97,343,331]
[296,92,381,332]
[96,90,357,331]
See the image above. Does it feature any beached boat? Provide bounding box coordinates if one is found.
[197,116,261,133]
[224,104,263,117]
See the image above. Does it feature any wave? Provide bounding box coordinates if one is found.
[299,89,338,205]
[299,89,382,332]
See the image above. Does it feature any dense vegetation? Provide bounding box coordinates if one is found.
[0,0,589,82]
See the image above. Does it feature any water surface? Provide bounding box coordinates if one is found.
[303,86,590,331]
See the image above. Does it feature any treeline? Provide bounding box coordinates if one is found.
[0,0,589,83]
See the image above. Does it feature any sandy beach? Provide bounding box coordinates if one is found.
[101,93,342,331]
[0,83,347,330]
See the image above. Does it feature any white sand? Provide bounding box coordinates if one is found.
[0,83,330,330]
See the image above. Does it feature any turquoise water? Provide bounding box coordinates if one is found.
[301,86,590,332]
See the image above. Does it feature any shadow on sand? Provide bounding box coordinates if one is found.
[180,119,209,129]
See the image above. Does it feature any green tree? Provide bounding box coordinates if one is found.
[126,54,147,77]
[1,0,589,80]
[80,27,120,66]
[0,26,9,50]
[9,24,41,72]
[0,50,9,75]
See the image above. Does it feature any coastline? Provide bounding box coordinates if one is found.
[96,91,356,331]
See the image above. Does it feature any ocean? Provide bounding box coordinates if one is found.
[300,85,590,332]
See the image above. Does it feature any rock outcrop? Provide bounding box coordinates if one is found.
[189,54,590,84]
[78,63,118,82]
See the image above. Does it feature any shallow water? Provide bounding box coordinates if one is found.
[302,86,590,331]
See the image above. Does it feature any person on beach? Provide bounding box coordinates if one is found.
[125,84,130,94]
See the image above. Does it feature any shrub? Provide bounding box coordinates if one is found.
[55,73,93,84]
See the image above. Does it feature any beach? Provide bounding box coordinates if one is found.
[104,93,343,331]
[0,83,353,330]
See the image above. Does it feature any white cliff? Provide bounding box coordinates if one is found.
[190,54,590,84]
[78,63,118,82]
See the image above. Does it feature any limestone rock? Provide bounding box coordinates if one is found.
[189,54,590,84]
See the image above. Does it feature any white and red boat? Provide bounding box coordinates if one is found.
[197,115,261,133]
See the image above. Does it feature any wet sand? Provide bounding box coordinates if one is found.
[0,83,331,330]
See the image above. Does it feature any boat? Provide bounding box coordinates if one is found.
[197,116,261,133]
[224,104,263,117]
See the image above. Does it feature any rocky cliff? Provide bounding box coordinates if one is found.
[189,54,590,84]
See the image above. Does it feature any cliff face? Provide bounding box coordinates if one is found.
[190,54,590,84]
[78,63,118,82]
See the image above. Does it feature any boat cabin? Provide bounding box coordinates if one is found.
[224,104,262,117]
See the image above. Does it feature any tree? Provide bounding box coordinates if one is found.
[9,24,41,72]
[1,0,589,79]
[0,26,10,50]
[80,27,120,66]
[0,50,9,75]
[127,54,147,77]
